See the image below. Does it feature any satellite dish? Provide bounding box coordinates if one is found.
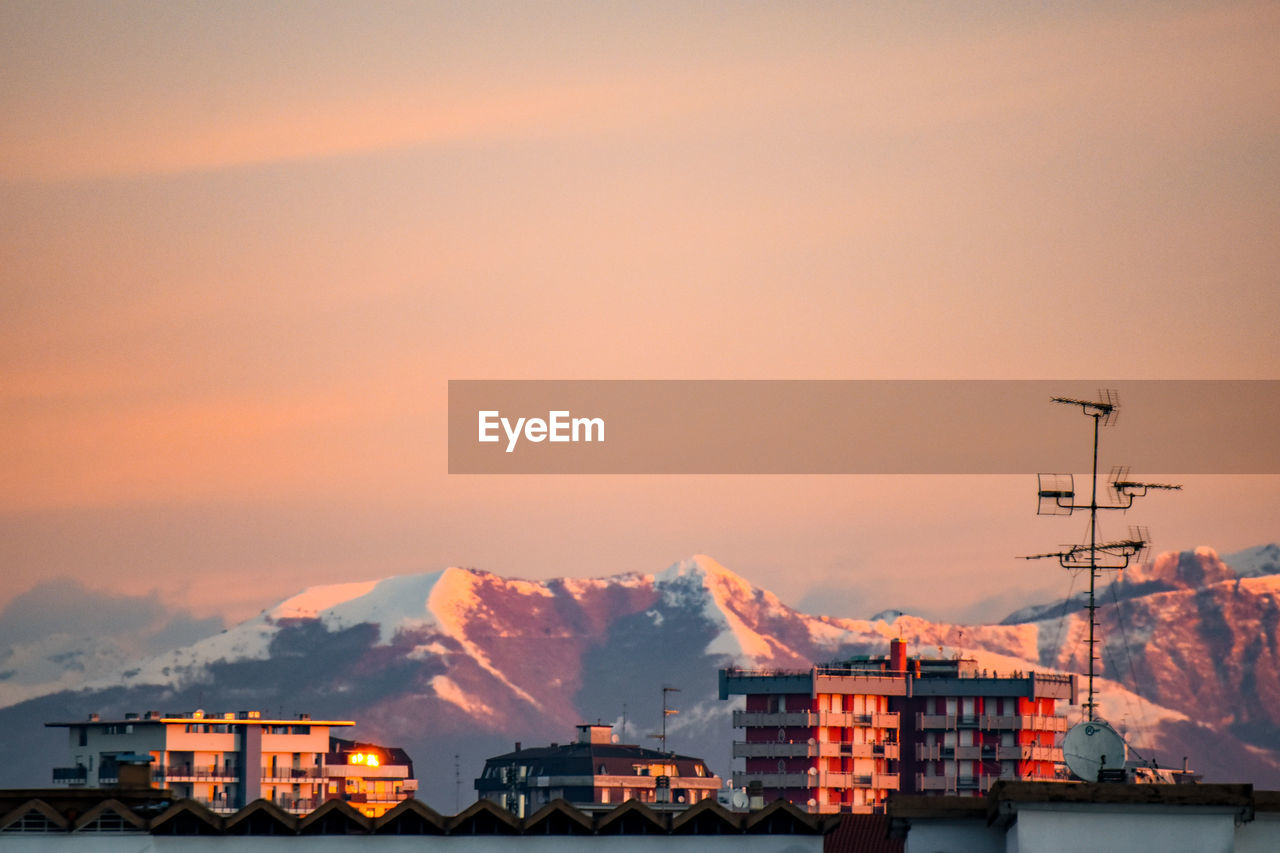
[1063,720,1127,781]
[730,790,748,809]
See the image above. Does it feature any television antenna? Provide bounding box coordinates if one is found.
[647,686,681,754]
[1022,391,1180,721]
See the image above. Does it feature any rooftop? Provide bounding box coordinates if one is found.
[46,710,355,728]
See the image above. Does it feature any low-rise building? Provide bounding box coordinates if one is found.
[46,710,414,817]
[475,724,723,816]
[325,737,417,817]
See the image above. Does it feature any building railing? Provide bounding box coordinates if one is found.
[732,710,900,729]
[733,741,837,758]
[873,773,900,791]
[915,713,1068,732]
[916,742,1065,762]
[730,771,896,791]
[157,766,239,780]
[914,774,999,793]
[274,798,320,813]
[51,767,87,784]
[261,767,324,780]
[734,740,901,760]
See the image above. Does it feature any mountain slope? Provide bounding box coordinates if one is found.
[1,549,1277,808]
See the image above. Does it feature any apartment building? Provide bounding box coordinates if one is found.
[719,639,1076,814]
[475,724,723,817]
[46,709,415,816]
[325,737,417,818]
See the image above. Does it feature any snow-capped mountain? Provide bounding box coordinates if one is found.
[1,549,1278,808]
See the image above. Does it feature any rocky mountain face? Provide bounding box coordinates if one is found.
[1,549,1277,808]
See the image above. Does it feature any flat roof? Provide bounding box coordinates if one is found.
[46,718,354,727]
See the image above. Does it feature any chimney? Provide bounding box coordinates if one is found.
[514,742,521,752]
[890,638,907,673]
[747,780,764,811]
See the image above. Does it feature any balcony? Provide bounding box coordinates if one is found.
[733,711,819,727]
[51,767,87,785]
[913,774,998,793]
[733,710,900,730]
[917,713,1068,732]
[730,771,890,791]
[733,741,841,758]
[261,767,324,781]
[873,773,900,791]
[841,742,899,759]
[976,714,1068,732]
[158,765,239,782]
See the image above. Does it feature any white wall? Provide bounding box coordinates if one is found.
[1235,812,1280,853]
[1008,806,1235,853]
[904,818,1004,853]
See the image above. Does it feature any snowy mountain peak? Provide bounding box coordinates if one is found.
[651,555,802,665]
[1123,546,1235,590]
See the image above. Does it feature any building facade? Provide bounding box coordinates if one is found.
[720,639,1076,815]
[475,725,723,816]
[46,710,415,817]
[325,737,417,817]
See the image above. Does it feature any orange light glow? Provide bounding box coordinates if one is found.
[348,752,380,768]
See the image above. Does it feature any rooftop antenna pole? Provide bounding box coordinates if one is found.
[1022,390,1180,722]
[649,686,681,754]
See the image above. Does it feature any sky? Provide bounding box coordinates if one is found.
[2,0,1278,630]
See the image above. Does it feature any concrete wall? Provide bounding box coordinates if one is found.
[1008,805,1236,853]
[903,818,1003,853]
[1235,812,1280,853]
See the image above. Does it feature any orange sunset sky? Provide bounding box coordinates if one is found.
[2,1,1278,628]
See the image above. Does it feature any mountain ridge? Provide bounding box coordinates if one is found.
[0,546,1277,807]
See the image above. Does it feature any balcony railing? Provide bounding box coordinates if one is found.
[730,771,894,791]
[157,765,239,780]
[916,713,1068,732]
[733,741,850,758]
[51,767,87,785]
[274,798,320,813]
[914,774,998,793]
[261,767,324,780]
[733,710,900,730]
[915,742,1065,763]
[873,773,900,791]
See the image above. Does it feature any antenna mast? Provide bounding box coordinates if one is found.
[1022,391,1180,721]
[648,686,681,754]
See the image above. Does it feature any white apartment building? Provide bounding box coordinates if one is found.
[47,709,415,816]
